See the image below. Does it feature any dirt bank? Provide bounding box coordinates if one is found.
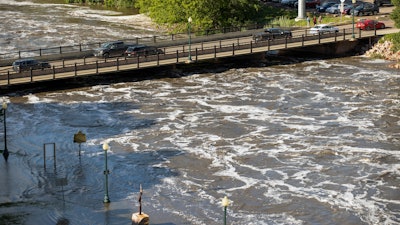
[365,38,400,68]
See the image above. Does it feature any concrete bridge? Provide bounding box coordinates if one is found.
[0,26,397,89]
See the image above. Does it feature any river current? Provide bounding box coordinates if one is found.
[0,0,399,225]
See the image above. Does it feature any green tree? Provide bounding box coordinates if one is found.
[135,0,265,31]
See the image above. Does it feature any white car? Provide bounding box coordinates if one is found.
[309,24,339,35]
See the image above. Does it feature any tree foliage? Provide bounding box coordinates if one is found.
[135,0,271,31]
[390,0,400,28]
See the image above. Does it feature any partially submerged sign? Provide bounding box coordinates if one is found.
[73,131,86,143]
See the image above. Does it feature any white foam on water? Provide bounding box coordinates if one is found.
[10,69,399,223]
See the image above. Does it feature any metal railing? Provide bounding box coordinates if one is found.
[0,24,390,85]
[0,23,267,62]
[0,26,384,87]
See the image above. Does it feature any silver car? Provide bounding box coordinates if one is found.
[309,24,339,34]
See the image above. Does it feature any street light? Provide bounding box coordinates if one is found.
[222,196,230,225]
[1,102,8,162]
[352,0,356,39]
[187,17,193,62]
[102,142,110,203]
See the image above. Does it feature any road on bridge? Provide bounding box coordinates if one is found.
[0,6,398,87]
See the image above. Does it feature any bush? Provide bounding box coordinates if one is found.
[270,16,295,28]
[380,32,400,52]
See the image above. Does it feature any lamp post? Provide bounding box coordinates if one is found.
[222,196,230,225]
[187,17,192,62]
[352,0,356,39]
[2,102,8,162]
[102,142,110,203]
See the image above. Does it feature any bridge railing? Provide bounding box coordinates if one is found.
[0,23,267,62]
[0,26,386,86]
[1,23,370,65]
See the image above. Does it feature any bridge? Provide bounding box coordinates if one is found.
[0,26,397,88]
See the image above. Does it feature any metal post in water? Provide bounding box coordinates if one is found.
[221,196,229,225]
[1,102,8,161]
[102,142,110,203]
[132,184,149,225]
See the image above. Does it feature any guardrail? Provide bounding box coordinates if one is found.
[0,23,267,61]
[0,26,385,86]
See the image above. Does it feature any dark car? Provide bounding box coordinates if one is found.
[316,1,337,12]
[352,2,379,16]
[93,41,128,58]
[294,0,321,8]
[281,0,298,7]
[12,58,51,73]
[253,28,292,42]
[124,45,164,58]
[306,0,321,8]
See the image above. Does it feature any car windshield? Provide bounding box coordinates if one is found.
[101,43,112,48]
[269,28,281,32]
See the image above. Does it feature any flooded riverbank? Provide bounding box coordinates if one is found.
[0,1,399,224]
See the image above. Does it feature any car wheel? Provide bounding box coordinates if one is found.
[365,26,371,31]
[103,53,109,58]
[358,12,363,16]
[381,24,385,29]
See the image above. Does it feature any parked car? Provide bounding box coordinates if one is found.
[316,1,336,12]
[294,0,321,8]
[12,58,51,73]
[326,3,340,14]
[356,19,386,30]
[281,0,297,7]
[326,3,350,14]
[253,28,292,42]
[310,24,339,34]
[93,41,129,58]
[342,4,354,15]
[352,2,379,16]
[125,45,164,57]
[306,0,321,8]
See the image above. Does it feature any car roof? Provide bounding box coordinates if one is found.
[109,41,124,44]
[14,58,36,62]
[127,44,146,49]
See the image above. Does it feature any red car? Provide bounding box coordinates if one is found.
[356,19,386,30]
[306,0,320,8]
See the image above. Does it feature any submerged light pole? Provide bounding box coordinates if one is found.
[222,196,230,225]
[103,142,110,203]
[187,17,193,62]
[1,101,8,162]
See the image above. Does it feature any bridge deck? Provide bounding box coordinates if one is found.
[0,26,397,87]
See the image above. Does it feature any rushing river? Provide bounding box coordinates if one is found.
[0,0,400,225]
